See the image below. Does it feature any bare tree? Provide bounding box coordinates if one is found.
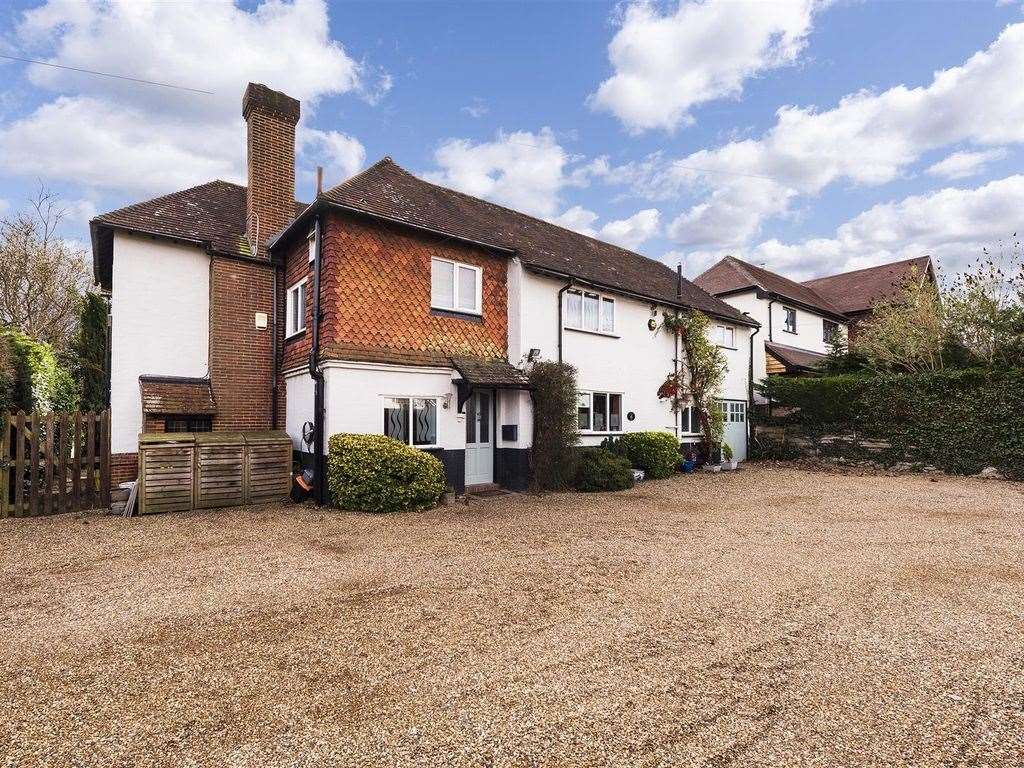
[0,186,90,352]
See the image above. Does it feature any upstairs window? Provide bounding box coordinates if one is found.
[307,229,316,263]
[714,324,736,348]
[431,258,482,315]
[286,279,307,337]
[564,289,616,334]
[823,319,840,344]
[783,307,797,334]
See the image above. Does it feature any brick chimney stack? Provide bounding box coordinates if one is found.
[242,82,300,258]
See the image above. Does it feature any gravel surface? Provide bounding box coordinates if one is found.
[2,464,1023,767]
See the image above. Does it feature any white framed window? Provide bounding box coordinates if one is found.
[564,289,616,334]
[823,319,839,344]
[431,257,482,315]
[783,307,797,334]
[578,390,623,432]
[714,324,736,348]
[382,396,438,447]
[307,229,316,263]
[715,400,746,423]
[286,278,307,337]
[681,406,702,435]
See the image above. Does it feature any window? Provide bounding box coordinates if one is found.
[164,416,212,433]
[383,397,438,447]
[307,230,316,263]
[578,391,623,432]
[564,289,616,334]
[823,319,840,344]
[431,257,481,315]
[715,401,746,423]
[714,324,735,348]
[783,307,797,334]
[681,406,702,435]
[286,279,307,337]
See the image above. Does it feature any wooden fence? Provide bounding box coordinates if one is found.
[1,410,111,518]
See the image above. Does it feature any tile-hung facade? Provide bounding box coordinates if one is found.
[92,82,758,493]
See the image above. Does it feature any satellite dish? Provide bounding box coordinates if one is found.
[301,421,315,446]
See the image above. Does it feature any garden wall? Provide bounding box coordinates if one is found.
[753,368,1024,480]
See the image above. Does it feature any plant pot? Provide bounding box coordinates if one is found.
[706,463,721,473]
[724,460,738,471]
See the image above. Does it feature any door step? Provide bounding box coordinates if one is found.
[464,483,514,499]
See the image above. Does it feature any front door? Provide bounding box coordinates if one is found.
[465,390,493,486]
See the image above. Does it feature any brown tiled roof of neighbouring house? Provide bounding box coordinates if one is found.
[693,255,847,319]
[315,158,756,326]
[139,376,217,415]
[802,256,934,315]
[90,180,308,287]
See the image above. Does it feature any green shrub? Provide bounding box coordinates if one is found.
[575,447,635,492]
[2,329,79,413]
[327,433,446,513]
[618,431,680,479]
[528,360,579,490]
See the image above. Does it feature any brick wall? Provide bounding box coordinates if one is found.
[111,453,138,486]
[282,211,509,370]
[210,257,276,432]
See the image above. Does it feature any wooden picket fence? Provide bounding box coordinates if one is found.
[1,410,111,518]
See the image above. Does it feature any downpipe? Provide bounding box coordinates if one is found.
[308,214,326,504]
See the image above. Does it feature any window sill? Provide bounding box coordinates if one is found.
[780,329,798,336]
[285,329,306,342]
[431,307,483,323]
[580,430,624,436]
[564,326,619,339]
[716,345,738,351]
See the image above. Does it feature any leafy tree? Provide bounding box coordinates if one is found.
[76,292,110,411]
[0,187,91,354]
[657,310,726,454]
[855,267,947,373]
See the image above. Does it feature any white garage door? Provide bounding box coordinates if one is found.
[719,400,748,462]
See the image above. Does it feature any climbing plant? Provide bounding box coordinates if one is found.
[656,310,727,455]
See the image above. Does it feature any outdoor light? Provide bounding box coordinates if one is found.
[527,348,541,362]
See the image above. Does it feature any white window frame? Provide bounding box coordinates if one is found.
[681,405,702,435]
[564,289,616,335]
[783,306,797,334]
[381,396,440,449]
[578,390,623,433]
[307,229,316,264]
[714,324,736,349]
[823,319,839,344]
[431,257,482,315]
[285,278,307,338]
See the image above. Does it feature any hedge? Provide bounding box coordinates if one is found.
[757,368,1024,480]
[575,447,635,492]
[327,434,447,512]
[614,431,680,479]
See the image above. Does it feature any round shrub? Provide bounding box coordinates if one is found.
[575,447,635,492]
[327,434,446,513]
[619,431,680,479]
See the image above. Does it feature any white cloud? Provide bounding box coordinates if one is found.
[0,0,380,197]
[926,148,1008,180]
[298,127,366,190]
[461,98,489,119]
[625,22,1024,247]
[684,174,1024,280]
[589,0,820,133]
[598,208,661,250]
[425,128,583,219]
[550,205,600,237]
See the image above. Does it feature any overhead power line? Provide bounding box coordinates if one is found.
[0,54,214,94]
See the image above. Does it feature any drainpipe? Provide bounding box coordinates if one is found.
[767,298,775,342]
[308,213,325,504]
[745,313,759,459]
[270,265,280,428]
[674,265,682,439]
[556,282,572,364]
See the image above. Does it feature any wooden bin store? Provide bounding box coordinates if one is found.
[138,431,292,514]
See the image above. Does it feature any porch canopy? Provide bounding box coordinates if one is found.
[139,375,217,415]
[450,357,531,410]
[764,342,827,376]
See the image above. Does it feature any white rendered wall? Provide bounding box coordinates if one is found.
[517,270,751,449]
[109,233,210,454]
[284,371,315,451]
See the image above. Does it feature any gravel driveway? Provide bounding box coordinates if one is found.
[2,465,1023,767]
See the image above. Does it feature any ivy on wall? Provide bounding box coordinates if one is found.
[756,369,1024,479]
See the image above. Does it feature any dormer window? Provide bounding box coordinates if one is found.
[431,257,482,315]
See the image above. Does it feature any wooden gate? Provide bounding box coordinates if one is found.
[1,410,111,518]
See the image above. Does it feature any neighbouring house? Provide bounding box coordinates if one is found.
[694,254,935,391]
[91,83,756,496]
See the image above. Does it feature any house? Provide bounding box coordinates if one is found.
[694,254,935,389]
[91,83,756,496]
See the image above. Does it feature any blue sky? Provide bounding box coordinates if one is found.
[1,0,1023,282]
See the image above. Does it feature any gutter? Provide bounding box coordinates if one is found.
[308,213,326,505]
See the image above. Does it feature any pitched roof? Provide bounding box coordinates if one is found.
[764,342,826,372]
[90,180,308,287]
[693,255,846,319]
[139,376,217,415]
[451,356,531,389]
[319,158,754,325]
[802,256,933,315]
